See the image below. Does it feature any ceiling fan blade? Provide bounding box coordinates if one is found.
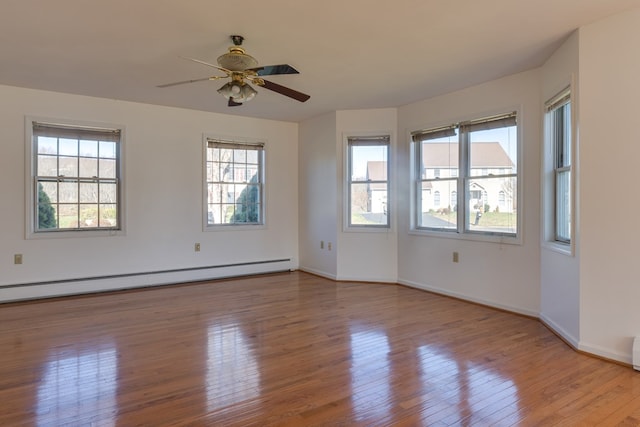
[156,77,214,88]
[179,56,231,74]
[247,64,300,76]
[260,79,310,102]
[228,99,243,107]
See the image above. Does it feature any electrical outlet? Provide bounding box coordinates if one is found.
[328,242,332,251]
[195,243,201,252]
[320,241,324,249]
[453,251,459,263]
[14,254,23,265]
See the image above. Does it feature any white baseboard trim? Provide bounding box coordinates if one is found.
[397,277,539,318]
[298,267,337,281]
[539,313,580,348]
[0,259,293,303]
[336,275,397,284]
[577,342,632,366]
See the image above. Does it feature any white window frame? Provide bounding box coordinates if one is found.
[203,135,266,231]
[543,85,575,254]
[344,135,391,230]
[410,109,521,244]
[25,117,125,239]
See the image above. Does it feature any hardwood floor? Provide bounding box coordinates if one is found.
[1,271,639,426]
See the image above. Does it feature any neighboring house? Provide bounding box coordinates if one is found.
[365,161,388,214]
[421,142,515,214]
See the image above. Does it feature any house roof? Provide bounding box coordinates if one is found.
[366,161,387,181]
[422,142,514,169]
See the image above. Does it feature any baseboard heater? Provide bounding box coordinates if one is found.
[0,258,292,303]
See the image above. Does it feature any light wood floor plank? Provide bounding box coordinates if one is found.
[1,271,639,426]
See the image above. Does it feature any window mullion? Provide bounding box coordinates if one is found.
[458,130,469,233]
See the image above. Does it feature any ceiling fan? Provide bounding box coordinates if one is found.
[158,35,310,107]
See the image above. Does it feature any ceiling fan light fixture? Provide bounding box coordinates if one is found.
[217,81,240,98]
[217,81,257,103]
[240,83,257,102]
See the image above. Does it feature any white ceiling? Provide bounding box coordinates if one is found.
[1,0,638,123]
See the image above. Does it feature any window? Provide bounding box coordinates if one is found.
[545,88,572,243]
[347,136,390,228]
[412,112,518,238]
[205,139,264,226]
[31,121,122,233]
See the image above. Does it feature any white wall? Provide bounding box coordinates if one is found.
[578,8,640,363]
[336,109,398,282]
[397,70,542,316]
[298,112,338,279]
[0,85,299,301]
[539,31,581,346]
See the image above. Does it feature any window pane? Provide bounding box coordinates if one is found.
[556,170,571,242]
[234,149,246,163]
[80,204,99,227]
[59,139,78,156]
[231,184,261,223]
[219,148,233,163]
[350,182,387,225]
[99,204,117,227]
[351,145,387,182]
[79,157,98,178]
[38,137,58,155]
[99,183,117,204]
[80,140,98,157]
[99,141,116,158]
[59,182,78,203]
[79,182,98,203]
[221,204,235,223]
[38,155,58,176]
[206,162,214,182]
[235,164,249,183]
[208,183,222,204]
[418,180,457,230]
[37,182,58,229]
[220,163,233,182]
[208,205,221,225]
[467,177,517,234]
[246,150,258,164]
[99,158,116,179]
[469,126,517,177]
[58,204,79,229]
[554,104,571,169]
[39,181,58,203]
[421,132,458,179]
[59,156,78,177]
[561,104,571,167]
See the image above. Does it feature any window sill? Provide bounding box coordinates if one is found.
[541,240,574,256]
[204,224,267,232]
[27,228,124,240]
[343,220,392,232]
[408,228,522,245]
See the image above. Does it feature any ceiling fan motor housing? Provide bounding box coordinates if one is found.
[217,47,258,71]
